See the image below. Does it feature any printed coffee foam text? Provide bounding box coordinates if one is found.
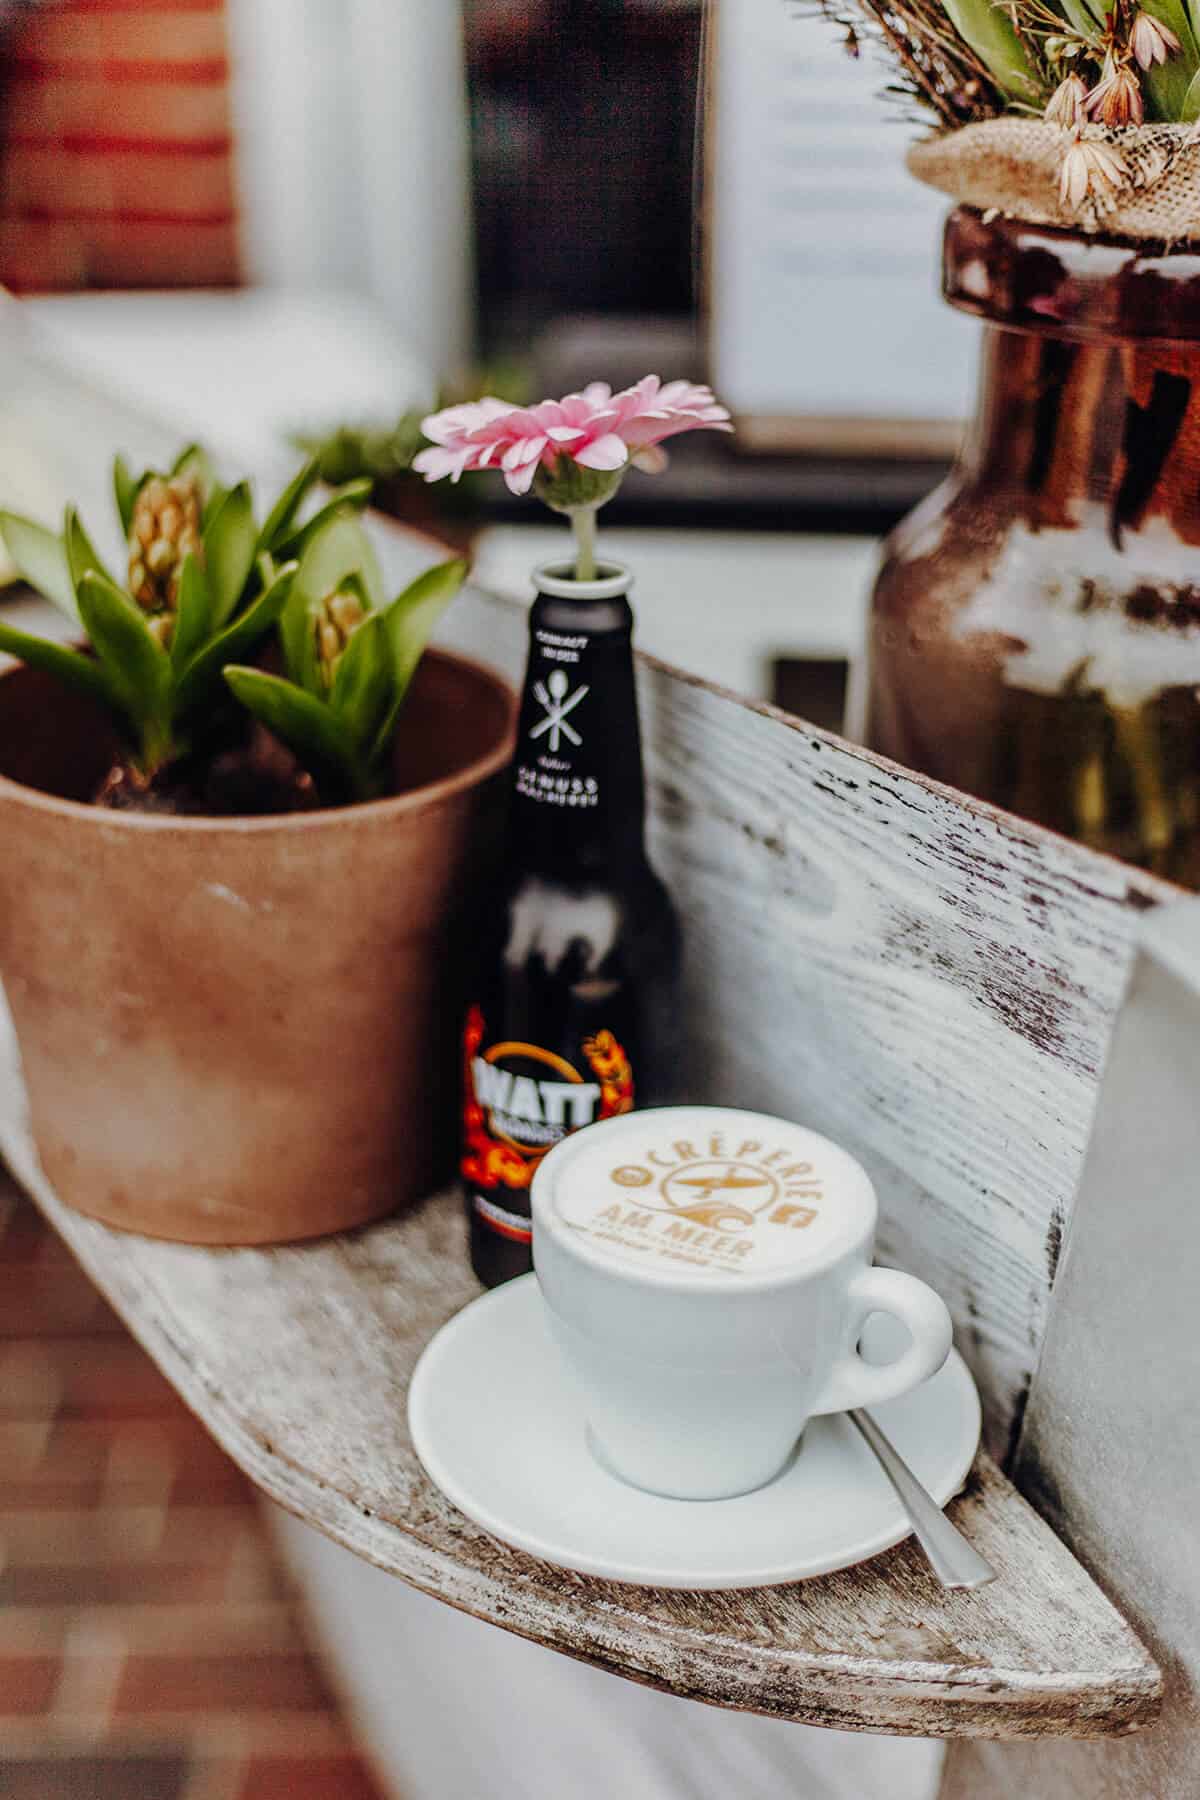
[553,1127,856,1278]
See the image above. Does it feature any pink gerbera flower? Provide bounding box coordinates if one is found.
[414,376,732,498]
[413,375,732,581]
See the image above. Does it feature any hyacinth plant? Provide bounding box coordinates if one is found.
[0,447,360,794]
[223,515,466,804]
[0,446,460,811]
[820,0,1200,140]
[413,376,732,581]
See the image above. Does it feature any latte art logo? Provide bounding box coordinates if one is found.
[660,1160,785,1229]
[576,1131,826,1275]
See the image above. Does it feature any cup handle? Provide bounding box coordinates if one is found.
[813,1266,953,1416]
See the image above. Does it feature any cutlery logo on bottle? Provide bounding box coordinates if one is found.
[530,668,589,751]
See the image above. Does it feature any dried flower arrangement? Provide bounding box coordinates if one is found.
[815,0,1200,233]
[823,0,1190,125]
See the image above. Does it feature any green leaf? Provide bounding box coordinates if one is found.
[202,481,257,629]
[384,559,465,688]
[175,559,296,716]
[76,571,173,766]
[0,620,128,731]
[294,511,382,611]
[280,586,319,696]
[223,666,366,801]
[940,0,1044,103]
[203,480,229,529]
[1181,63,1200,117]
[0,512,76,619]
[371,558,466,764]
[1148,54,1199,119]
[170,443,216,495]
[272,480,375,565]
[1058,0,1103,35]
[282,513,383,692]
[64,506,114,599]
[169,551,213,673]
[1149,5,1200,117]
[331,610,392,753]
[258,454,322,553]
[335,569,372,615]
[113,455,141,537]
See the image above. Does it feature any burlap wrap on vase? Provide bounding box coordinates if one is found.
[909,119,1200,242]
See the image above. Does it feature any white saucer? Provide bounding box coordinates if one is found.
[408,1275,982,1591]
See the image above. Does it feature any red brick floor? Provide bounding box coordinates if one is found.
[0,1173,393,1800]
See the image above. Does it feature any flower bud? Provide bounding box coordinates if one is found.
[1059,133,1129,209]
[1045,73,1088,126]
[1130,11,1180,68]
[314,586,367,688]
[127,471,204,614]
[531,459,626,516]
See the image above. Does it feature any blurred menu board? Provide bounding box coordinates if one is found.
[707,1,976,453]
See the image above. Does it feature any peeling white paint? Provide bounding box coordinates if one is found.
[955,509,1200,706]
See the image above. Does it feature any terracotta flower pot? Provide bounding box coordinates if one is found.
[0,647,515,1244]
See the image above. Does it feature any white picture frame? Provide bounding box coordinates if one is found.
[704,0,977,456]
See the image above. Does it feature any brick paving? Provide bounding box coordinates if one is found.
[0,1174,393,1800]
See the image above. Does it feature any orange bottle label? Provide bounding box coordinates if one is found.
[461,1003,635,1200]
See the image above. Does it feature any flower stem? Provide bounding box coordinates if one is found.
[573,506,597,583]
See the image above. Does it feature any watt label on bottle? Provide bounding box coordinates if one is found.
[461,1004,635,1245]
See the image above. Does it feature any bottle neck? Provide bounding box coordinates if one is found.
[508,586,647,880]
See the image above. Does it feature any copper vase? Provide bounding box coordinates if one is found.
[866,206,1200,885]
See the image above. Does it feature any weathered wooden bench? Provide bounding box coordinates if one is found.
[1,320,1185,1769]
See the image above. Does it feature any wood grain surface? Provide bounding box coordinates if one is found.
[8,1163,1161,1742]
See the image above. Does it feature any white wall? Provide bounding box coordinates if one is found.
[225,0,473,381]
[270,1507,943,1800]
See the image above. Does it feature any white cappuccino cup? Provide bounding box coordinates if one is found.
[531,1105,953,1500]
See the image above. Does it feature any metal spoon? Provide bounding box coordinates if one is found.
[850,1408,997,1590]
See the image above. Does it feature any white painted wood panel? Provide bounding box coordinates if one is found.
[940,899,1200,1795]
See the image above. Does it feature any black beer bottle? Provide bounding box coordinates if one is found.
[462,560,681,1287]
